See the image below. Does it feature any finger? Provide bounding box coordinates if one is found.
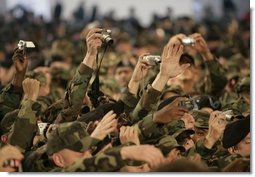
[177,45,184,56]
[180,63,190,72]
[87,33,102,41]
[101,110,114,123]
[87,28,102,38]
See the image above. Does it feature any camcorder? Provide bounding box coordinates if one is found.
[181,38,196,46]
[142,55,161,66]
[17,40,35,51]
[100,29,114,45]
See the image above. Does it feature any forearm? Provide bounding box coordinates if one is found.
[151,73,168,92]
[119,87,139,116]
[12,71,26,88]
[8,99,38,153]
[128,79,140,96]
[59,63,94,123]
[0,84,23,118]
[130,85,162,123]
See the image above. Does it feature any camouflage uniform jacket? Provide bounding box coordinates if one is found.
[43,63,94,123]
[129,85,162,124]
[8,99,39,153]
[133,113,185,144]
[197,58,228,98]
[0,84,23,120]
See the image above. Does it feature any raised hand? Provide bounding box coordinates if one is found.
[130,54,152,83]
[82,28,103,68]
[12,48,28,74]
[189,33,213,61]
[22,78,40,101]
[119,126,140,145]
[90,110,117,140]
[204,111,226,149]
[153,97,189,123]
[160,42,190,79]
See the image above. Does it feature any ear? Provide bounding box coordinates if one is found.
[52,153,65,168]
[1,135,8,143]
[227,147,235,154]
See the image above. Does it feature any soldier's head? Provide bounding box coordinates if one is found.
[156,135,185,162]
[173,129,195,151]
[191,110,210,143]
[46,121,96,168]
[114,59,134,87]
[222,116,250,157]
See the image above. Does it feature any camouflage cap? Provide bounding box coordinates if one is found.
[46,121,99,156]
[25,71,47,86]
[156,135,186,156]
[191,110,210,129]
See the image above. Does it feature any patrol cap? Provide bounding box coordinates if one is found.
[46,121,99,156]
[192,110,210,129]
[156,135,186,156]
[222,115,250,148]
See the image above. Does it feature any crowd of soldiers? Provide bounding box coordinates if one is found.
[0,6,250,172]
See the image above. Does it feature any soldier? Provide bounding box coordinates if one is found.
[0,48,28,120]
[217,116,250,170]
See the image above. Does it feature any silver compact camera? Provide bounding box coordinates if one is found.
[142,55,161,66]
[222,110,234,122]
[181,38,195,46]
[17,40,35,51]
[101,29,114,45]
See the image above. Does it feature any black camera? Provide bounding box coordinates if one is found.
[100,29,114,45]
[178,100,197,111]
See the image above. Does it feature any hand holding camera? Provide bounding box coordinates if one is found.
[160,38,190,79]
[204,111,226,149]
[22,78,40,101]
[85,28,103,56]
[188,33,213,61]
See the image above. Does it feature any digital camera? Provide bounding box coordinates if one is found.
[100,29,114,45]
[142,55,161,66]
[222,110,234,122]
[181,38,195,46]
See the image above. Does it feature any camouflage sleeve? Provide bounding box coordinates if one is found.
[53,147,125,172]
[119,87,139,115]
[8,99,39,153]
[0,84,23,120]
[55,63,94,123]
[191,138,218,163]
[199,58,228,97]
[129,85,162,124]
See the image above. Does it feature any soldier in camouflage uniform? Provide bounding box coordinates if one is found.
[216,116,250,170]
